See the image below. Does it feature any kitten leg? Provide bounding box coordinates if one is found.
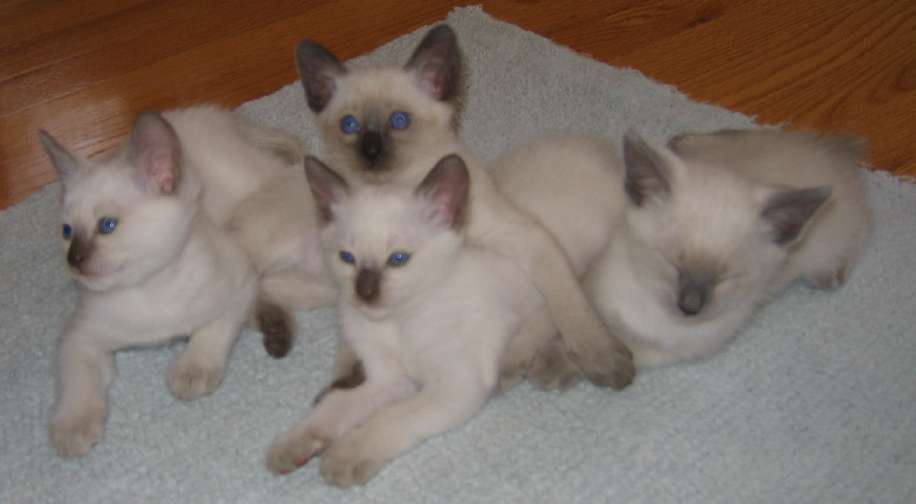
[497,308,558,393]
[472,179,634,389]
[255,298,294,358]
[234,114,307,166]
[50,327,116,457]
[528,337,581,391]
[319,370,493,488]
[266,373,416,475]
[167,311,245,400]
[259,269,337,311]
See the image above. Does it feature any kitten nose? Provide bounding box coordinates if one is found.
[355,268,381,304]
[360,130,384,165]
[66,238,91,270]
[677,286,706,316]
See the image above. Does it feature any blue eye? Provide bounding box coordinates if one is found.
[62,224,72,240]
[339,251,355,265]
[97,217,118,235]
[339,115,360,134]
[388,111,411,130]
[386,251,411,267]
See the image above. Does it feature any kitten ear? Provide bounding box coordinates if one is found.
[37,130,80,185]
[405,24,461,102]
[304,156,349,224]
[127,112,182,195]
[296,39,347,114]
[761,186,832,245]
[623,130,671,206]
[415,154,470,229]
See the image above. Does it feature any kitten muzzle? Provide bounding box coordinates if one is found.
[66,237,93,271]
[677,283,707,316]
[359,130,385,167]
[355,268,381,304]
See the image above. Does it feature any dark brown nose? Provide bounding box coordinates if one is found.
[355,268,381,303]
[360,130,384,165]
[66,238,92,269]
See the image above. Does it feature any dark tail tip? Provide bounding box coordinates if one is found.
[256,300,295,358]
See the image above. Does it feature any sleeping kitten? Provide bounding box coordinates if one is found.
[266,154,546,487]
[294,24,634,388]
[40,112,257,457]
[585,129,871,367]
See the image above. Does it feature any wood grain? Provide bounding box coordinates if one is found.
[1,0,914,208]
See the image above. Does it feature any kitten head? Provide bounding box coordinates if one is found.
[296,24,462,182]
[39,112,198,291]
[305,153,469,318]
[621,130,830,322]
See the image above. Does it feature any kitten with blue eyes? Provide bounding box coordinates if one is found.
[582,129,871,367]
[295,24,635,390]
[39,111,260,457]
[266,154,549,487]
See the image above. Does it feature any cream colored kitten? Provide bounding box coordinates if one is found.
[294,24,634,389]
[266,154,546,487]
[585,129,871,367]
[40,113,257,457]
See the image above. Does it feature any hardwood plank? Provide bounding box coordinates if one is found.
[1,0,914,209]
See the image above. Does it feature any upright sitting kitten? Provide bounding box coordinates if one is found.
[39,113,257,457]
[585,129,871,367]
[294,25,634,388]
[266,155,546,487]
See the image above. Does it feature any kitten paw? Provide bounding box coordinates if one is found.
[50,404,105,457]
[266,429,328,475]
[167,359,224,400]
[567,329,635,390]
[319,433,386,488]
[806,266,848,290]
[528,342,581,391]
[256,300,295,358]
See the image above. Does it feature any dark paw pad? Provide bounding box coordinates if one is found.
[257,301,294,358]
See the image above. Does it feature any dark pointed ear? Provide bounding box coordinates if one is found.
[296,39,347,114]
[761,186,832,245]
[415,154,470,229]
[405,24,461,102]
[38,130,80,184]
[623,130,671,206]
[304,156,349,224]
[127,112,182,194]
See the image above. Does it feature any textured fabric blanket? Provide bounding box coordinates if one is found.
[1,6,913,503]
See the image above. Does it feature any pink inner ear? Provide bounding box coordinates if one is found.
[148,152,176,194]
[418,66,445,100]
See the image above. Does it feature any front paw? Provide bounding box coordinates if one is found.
[528,342,581,391]
[319,431,387,488]
[568,327,635,390]
[167,358,224,400]
[266,428,328,475]
[50,403,105,457]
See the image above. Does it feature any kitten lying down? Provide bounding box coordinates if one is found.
[39,112,259,457]
[496,129,871,368]
[266,155,546,487]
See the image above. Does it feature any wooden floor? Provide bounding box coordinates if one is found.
[2,0,914,209]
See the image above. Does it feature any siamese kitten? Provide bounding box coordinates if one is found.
[266,155,546,487]
[294,24,634,389]
[40,113,257,457]
[159,105,329,358]
[585,129,871,367]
